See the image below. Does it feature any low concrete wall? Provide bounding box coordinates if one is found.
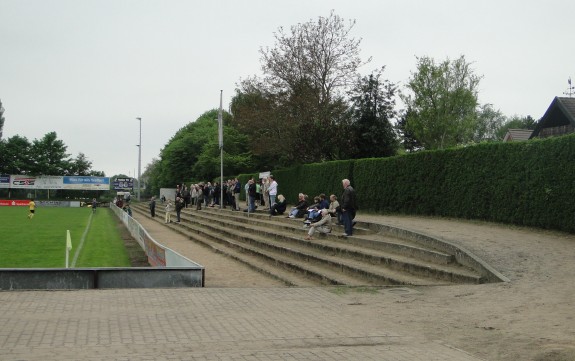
[0,268,205,290]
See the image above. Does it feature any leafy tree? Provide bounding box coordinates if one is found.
[153,109,253,188]
[233,11,370,165]
[348,68,398,158]
[395,108,423,152]
[0,135,32,174]
[495,115,537,140]
[69,153,92,175]
[474,104,506,142]
[402,55,482,150]
[0,99,5,140]
[29,132,72,175]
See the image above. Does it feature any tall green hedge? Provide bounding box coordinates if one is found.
[235,134,575,232]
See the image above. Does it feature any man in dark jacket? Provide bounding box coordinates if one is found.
[175,196,184,223]
[340,179,357,236]
[246,178,257,213]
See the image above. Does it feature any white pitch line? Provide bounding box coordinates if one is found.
[70,211,94,268]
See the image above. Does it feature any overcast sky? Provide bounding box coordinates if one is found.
[1,0,573,177]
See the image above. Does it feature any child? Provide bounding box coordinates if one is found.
[165,200,173,224]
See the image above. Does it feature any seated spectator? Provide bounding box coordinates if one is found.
[270,194,287,216]
[304,209,332,240]
[328,194,342,225]
[287,193,308,218]
[304,194,329,224]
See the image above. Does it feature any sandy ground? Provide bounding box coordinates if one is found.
[134,211,575,361]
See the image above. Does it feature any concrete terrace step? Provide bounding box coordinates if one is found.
[133,204,486,286]
[136,205,447,286]
[131,206,318,286]
[173,217,440,287]
[185,206,458,267]
[182,209,481,284]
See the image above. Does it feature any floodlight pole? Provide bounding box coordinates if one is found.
[218,90,224,209]
[136,117,142,202]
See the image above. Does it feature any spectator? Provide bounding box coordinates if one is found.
[328,194,342,225]
[304,209,332,240]
[270,194,287,216]
[149,196,156,217]
[233,178,241,211]
[245,178,257,213]
[165,200,173,223]
[92,198,97,214]
[196,184,204,210]
[262,177,269,209]
[123,203,132,217]
[203,182,211,207]
[183,185,191,208]
[268,176,278,210]
[191,184,197,206]
[175,196,184,223]
[341,179,358,237]
[256,179,262,206]
[287,193,308,218]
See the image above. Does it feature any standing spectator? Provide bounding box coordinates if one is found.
[196,184,203,210]
[91,198,97,214]
[328,194,342,225]
[123,203,133,217]
[268,176,278,211]
[233,178,241,211]
[255,180,262,206]
[183,186,191,208]
[262,177,270,209]
[164,200,173,223]
[175,196,184,223]
[149,196,156,217]
[27,198,36,219]
[244,181,250,207]
[191,184,197,206]
[175,184,182,200]
[203,182,211,207]
[213,182,221,207]
[245,178,257,213]
[340,179,358,237]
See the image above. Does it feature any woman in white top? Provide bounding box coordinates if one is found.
[268,176,278,209]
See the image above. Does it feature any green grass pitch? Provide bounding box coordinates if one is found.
[0,207,132,268]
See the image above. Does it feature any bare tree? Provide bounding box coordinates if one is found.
[260,10,369,104]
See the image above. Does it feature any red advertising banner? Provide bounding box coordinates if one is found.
[0,200,30,206]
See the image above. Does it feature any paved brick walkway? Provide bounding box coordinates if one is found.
[0,209,494,360]
[0,287,485,360]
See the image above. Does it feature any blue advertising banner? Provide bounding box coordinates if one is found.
[63,176,110,190]
[0,175,10,188]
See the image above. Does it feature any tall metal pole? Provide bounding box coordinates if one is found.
[136,117,142,202]
[218,90,224,209]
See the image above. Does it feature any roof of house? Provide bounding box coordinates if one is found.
[530,97,575,138]
[503,129,533,142]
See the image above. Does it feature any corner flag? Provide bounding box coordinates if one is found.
[66,230,72,251]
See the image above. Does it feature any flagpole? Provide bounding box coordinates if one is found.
[65,230,72,268]
[218,90,224,209]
